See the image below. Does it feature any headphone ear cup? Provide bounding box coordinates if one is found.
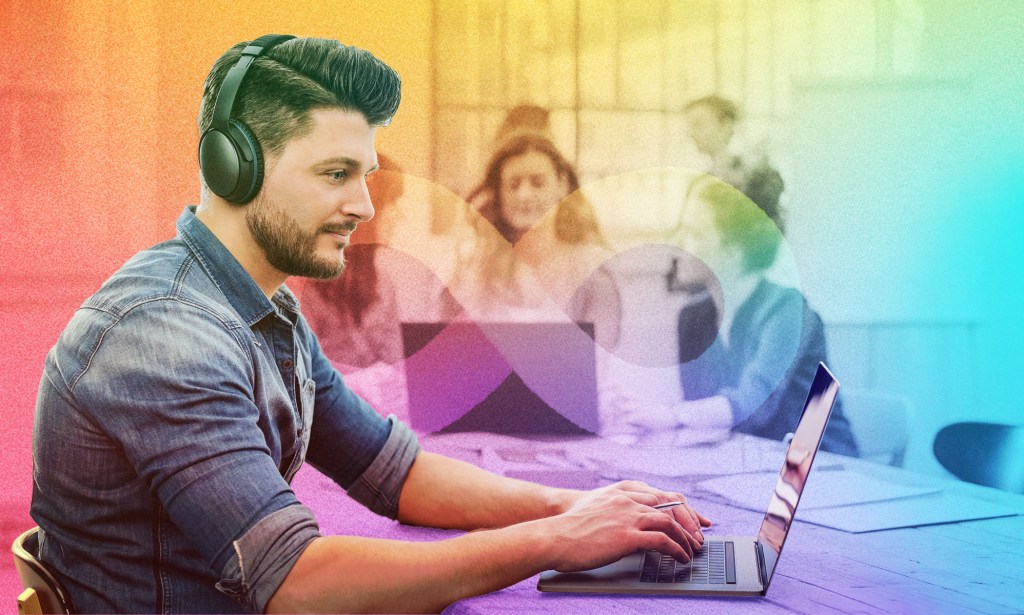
[227,119,264,204]
[198,127,240,200]
[198,120,263,204]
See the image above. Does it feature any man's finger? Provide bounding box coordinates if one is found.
[639,510,699,555]
[636,520,695,563]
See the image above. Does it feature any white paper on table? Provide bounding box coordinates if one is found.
[797,492,1020,533]
[697,469,943,511]
[577,436,783,479]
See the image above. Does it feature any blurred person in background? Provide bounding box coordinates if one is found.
[684,95,747,189]
[469,103,555,213]
[449,133,630,431]
[618,173,859,456]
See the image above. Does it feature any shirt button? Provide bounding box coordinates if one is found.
[282,359,294,369]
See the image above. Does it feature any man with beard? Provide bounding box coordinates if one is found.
[31,36,711,614]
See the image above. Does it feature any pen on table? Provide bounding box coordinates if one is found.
[653,501,705,545]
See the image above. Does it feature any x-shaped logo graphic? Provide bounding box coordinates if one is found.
[303,168,804,434]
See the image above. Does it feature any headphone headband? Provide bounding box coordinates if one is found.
[199,34,296,204]
[210,34,296,130]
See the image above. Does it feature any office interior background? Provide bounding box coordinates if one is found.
[1,0,1022,596]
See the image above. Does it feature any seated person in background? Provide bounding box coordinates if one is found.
[619,172,859,456]
[452,133,622,352]
[469,104,554,213]
[447,135,632,433]
[302,153,404,366]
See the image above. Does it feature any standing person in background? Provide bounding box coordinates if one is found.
[684,95,747,189]
[493,103,553,146]
[684,94,784,213]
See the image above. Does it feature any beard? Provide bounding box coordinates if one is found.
[246,193,353,279]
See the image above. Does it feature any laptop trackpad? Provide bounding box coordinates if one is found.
[538,552,643,589]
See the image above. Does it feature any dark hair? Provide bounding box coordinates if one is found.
[698,178,782,273]
[469,134,601,245]
[198,37,401,162]
[742,162,786,232]
[495,104,551,144]
[684,95,739,124]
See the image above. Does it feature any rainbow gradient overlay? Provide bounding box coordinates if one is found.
[2,1,1022,610]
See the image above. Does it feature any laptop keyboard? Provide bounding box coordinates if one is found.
[639,541,736,584]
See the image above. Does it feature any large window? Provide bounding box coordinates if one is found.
[429,0,925,238]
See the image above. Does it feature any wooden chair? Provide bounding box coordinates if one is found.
[934,422,1024,493]
[11,527,75,614]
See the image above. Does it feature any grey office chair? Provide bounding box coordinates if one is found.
[11,527,75,614]
[933,422,1024,494]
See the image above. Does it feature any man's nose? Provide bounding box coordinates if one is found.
[343,179,375,222]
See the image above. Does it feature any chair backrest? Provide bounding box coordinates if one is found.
[840,388,913,466]
[11,527,75,614]
[934,422,1024,493]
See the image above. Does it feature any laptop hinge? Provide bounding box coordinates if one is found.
[755,541,768,590]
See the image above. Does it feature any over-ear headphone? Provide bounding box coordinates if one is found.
[199,34,296,204]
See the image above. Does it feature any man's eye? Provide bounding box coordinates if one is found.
[327,171,347,182]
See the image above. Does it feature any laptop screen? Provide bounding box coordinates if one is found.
[756,363,840,585]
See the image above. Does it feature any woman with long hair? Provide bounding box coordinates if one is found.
[452,133,620,349]
[445,134,625,433]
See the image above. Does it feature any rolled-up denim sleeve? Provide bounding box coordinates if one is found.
[346,418,421,518]
[216,503,320,613]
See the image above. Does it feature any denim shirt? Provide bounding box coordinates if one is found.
[31,207,421,614]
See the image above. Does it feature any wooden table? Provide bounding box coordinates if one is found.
[292,430,1024,615]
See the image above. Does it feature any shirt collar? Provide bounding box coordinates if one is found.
[176,206,301,326]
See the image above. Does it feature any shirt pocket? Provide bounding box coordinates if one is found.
[283,377,316,482]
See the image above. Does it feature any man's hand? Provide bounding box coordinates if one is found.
[541,480,712,573]
[270,465,713,613]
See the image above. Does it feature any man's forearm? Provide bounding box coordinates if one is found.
[396,451,579,529]
[266,520,555,614]
[267,457,714,613]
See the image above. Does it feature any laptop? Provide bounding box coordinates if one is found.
[537,362,841,596]
[401,321,601,437]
